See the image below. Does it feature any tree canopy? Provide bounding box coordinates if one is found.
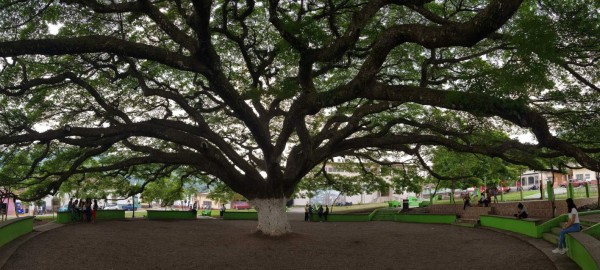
[1,0,600,235]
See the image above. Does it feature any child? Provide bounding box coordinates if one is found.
[513,203,528,219]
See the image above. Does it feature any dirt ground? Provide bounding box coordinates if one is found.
[3,213,555,270]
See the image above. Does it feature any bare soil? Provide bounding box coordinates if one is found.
[3,213,555,270]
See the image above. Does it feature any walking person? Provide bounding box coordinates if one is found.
[463,193,471,210]
[92,199,98,224]
[492,187,498,203]
[324,205,329,221]
[304,204,309,222]
[552,198,581,255]
[220,204,226,217]
[308,204,314,222]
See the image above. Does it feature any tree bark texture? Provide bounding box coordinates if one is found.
[251,197,291,236]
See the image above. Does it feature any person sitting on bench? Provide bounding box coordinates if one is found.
[513,203,528,219]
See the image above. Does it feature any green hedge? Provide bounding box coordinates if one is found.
[146,210,197,220]
[0,217,34,247]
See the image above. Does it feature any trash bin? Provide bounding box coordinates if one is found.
[402,199,409,210]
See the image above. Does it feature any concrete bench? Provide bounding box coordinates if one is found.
[485,215,541,223]
[567,232,600,269]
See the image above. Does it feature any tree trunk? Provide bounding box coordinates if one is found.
[251,197,291,236]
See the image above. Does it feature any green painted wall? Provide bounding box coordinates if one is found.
[146,210,197,220]
[0,217,34,247]
[57,210,126,223]
[479,215,540,238]
[310,214,370,222]
[394,214,456,224]
[97,210,126,219]
[566,235,599,270]
[56,211,71,223]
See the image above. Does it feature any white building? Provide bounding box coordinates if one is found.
[569,167,598,184]
[519,170,567,189]
[293,159,419,206]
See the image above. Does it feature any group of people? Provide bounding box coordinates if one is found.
[67,198,99,223]
[304,204,329,222]
[462,188,499,210]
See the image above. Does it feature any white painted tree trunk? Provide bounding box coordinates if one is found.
[251,197,291,236]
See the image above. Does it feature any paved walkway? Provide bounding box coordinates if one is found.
[0,216,580,270]
[0,222,64,268]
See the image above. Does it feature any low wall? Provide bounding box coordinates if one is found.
[311,214,371,222]
[0,217,34,247]
[223,212,257,220]
[479,215,543,238]
[146,210,197,220]
[427,198,598,219]
[478,211,600,270]
[57,210,126,223]
[566,233,600,270]
[394,214,456,224]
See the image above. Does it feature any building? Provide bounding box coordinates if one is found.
[519,170,568,189]
[568,167,598,185]
[293,158,419,206]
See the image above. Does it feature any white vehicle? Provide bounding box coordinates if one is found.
[104,204,120,210]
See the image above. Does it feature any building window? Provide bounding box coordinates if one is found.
[585,174,590,180]
[576,174,584,180]
[528,176,535,185]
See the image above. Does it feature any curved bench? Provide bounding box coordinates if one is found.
[566,232,600,270]
[0,217,34,247]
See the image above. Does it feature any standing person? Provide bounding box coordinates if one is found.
[317,205,324,221]
[220,204,226,217]
[553,198,581,255]
[513,203,528,219]
[308,204,314,222]
[73,199,80,221]
[324,205,329,221]
[85,198,92,222]
[463,193,471,210]
[478,193,486,207]
[92,199,98,224]
[67,198,74,212]
[492,187,498,203]
[304,204,309,222]
[484,190,492,207]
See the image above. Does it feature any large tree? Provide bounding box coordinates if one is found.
[1,0,600,235]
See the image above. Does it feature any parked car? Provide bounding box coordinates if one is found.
[120,204,137,211]
[231,201,251,210]
[560,179,585,188]
[104,204,120,210]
